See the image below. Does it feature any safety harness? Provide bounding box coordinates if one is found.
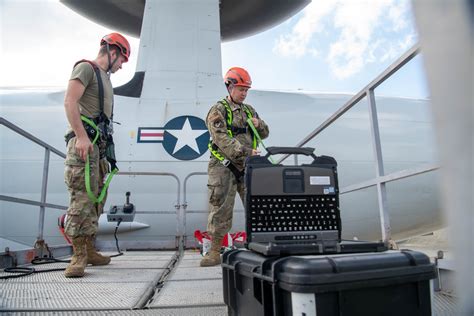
[65,60,118,203]
[208,98,257,180]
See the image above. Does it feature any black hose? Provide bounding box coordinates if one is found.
[110,219,123,258]
[0,220,124,279]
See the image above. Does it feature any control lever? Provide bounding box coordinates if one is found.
[123,192,134,214]
[107,191,136,222]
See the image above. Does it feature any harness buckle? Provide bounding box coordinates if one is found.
[222,159,231,167]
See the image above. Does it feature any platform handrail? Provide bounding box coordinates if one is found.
[276,43,440,244]
[1,118,183,250]
[1,117,67,242]
[0,117,66,159]
[116,171,181,248]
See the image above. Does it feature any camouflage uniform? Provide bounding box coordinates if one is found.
[64,62,113,238]
[64,139,109,237]
[206,98,269,240]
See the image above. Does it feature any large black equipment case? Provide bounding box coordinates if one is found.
[244,147,342,255]
[222,249,436,316]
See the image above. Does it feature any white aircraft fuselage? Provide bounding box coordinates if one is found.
[0,0,441,250]
[0,87,441,249]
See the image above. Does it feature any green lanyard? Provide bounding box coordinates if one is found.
[246,118,275,164]
[81,116,118,204]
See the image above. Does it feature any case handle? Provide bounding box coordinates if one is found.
[265,146,316,159]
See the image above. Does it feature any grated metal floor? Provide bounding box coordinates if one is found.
[0,250,457,315]
[148,252,224,310]
[0,251,175,312]
[432,292,458,316]
[0,250,227,315]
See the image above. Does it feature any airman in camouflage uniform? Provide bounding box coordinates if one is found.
[201,67,269,267]
[63,33,130,277]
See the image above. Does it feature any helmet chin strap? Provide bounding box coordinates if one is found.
[105,44,119,75]
[227,84,241,105]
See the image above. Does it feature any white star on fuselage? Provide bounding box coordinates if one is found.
[166,118,207,154]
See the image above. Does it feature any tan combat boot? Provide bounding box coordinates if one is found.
[64,236,88,278]
[86,236,111,266]
[200,236,222,267]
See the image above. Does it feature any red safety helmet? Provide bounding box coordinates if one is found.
[100,32,130,62]
[224,67,252,88]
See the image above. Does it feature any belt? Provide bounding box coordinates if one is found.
[221,159,244,182]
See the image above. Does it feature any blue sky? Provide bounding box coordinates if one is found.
[0,0,429,98]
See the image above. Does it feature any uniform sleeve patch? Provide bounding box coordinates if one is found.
[208,112,224,128]
[213,120,224,128]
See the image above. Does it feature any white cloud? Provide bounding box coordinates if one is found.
[328,38,367,79]
[0,1,138,88]
[366,40,383,63]
[399,32,417,51]
[273,0,416,79]
[308,48,320,58]
[273,0,338,58]
[327,0,399,79]
[379,44,400,62]
[388,1,410,31]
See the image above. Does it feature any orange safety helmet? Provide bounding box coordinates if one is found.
[224,67,252,88]
[100,32,130,62]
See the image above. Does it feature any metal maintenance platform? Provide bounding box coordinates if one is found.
[0,250,226,315]
[0,248,458,315]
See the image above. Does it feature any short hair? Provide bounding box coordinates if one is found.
[99,44,121,56]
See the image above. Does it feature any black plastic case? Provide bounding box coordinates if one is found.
[222,249,436,316]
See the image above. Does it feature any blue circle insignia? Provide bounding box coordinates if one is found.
[162,115,210,160]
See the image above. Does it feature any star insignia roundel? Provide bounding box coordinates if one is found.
[137,115,210,160]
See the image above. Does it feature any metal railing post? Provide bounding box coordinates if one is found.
[183,172,208,248]
[367,88,391,243]
[37,149,51,241]
[176,199,183,252]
